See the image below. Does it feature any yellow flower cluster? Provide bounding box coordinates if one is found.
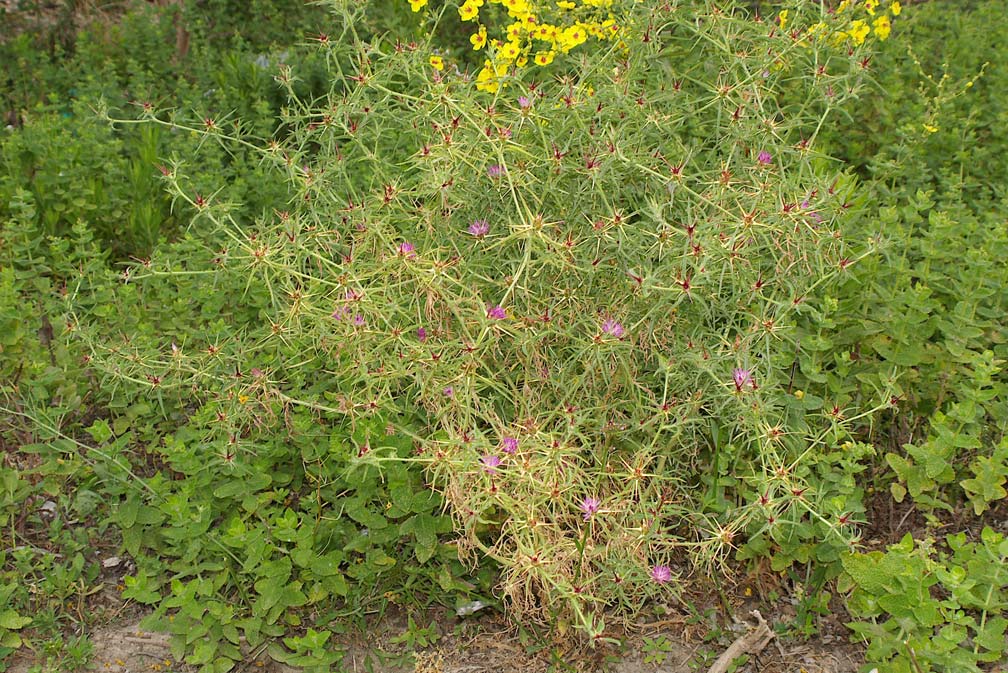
[410,0,623,93]
[835,0,900,44]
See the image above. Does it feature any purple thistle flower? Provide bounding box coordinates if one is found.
[650,565,673,584]
[579,496,600,520]
[601,318,625,338]
[501,436,518,454]
[481,454,502,474]
[757,150,773,165]
[468,219,490,238]
[398,241,416,258]
[443,386,454,397]
[487,164,505,179]
[417,327,428,342]
[518,95,531,109]
[732,367,753,391]
[487,305,506,320]
[353,314,366,327]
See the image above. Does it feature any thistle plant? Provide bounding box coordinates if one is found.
[81,0,901,642]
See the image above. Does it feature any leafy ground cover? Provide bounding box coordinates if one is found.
[2,1,1007,672]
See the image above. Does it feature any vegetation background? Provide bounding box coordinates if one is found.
[1,1,1006,672]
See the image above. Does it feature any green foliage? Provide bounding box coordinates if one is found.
[76,0,902,644]
[2,0,1008,670]
[0,111,172,255]
[0,0,334,259]
[805,0,1008,517]
[640,634,676,667]
[842,529,1008,673]
[0,445,107,673]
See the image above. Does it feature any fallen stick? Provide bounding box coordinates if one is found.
[706,610,774,673]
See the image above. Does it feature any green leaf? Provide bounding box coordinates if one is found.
[0,610,31,630]
[974,616,1007,654]
[86,419,113,444]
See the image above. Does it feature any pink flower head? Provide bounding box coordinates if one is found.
[398,241,416,258]
[443,385,454,397]
[468,219,490,238]
[481,454,502,474]
[518,95,531,109]
[487,305,506,320]
[732,367,754,391]
[417,326,428,342]
[579,496,600,520]
[353,314,366,327]
[501,436,518,454]
[487,164,505,179]
[650,565,672,584]
[757,150,773,165]
[601,318,625,338]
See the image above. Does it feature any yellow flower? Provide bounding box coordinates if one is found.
[429,55,445,70]
[807,22,828,40]
[470,25,487,50]
[534,23,558,42]
[516,55,528,67]
[506,21,524,41]
[459,1,480,21]
[849,19,870,45]
[502,0,531,19]
[837,0,852,12]
[408,0,428,12]
[534,50,555,66]
[498,40,522,62]
[864,0,878,15]
[923,123,938,134]
[890,0,901,15]
[873,14,891,40]
[557,24,588,52]
[778,9,788,30]
[475,59,507,93]
[556,0,575,7]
